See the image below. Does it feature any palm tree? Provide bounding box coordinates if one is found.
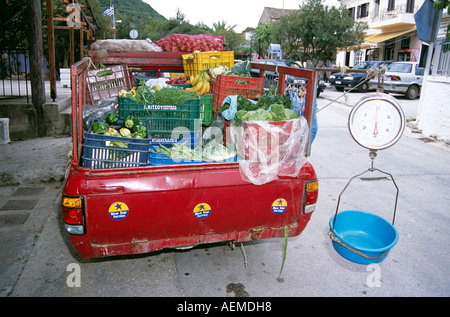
[212,20,237,32]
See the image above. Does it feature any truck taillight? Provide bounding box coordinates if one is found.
[304,180,318,214]
[62,196,85,235]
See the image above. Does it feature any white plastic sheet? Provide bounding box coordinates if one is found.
[90,39,162,52]
[229,117,309,185]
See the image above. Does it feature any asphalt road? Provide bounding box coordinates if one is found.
[8,87,450,300]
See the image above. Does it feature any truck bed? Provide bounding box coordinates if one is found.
[62,56,319,258]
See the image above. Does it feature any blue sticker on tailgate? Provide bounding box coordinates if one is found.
[272,198,287,214]
[109,202,129,220]
[193,203,211,219]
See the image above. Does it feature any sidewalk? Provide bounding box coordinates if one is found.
[0,81,72,296]
[0,135,71,297]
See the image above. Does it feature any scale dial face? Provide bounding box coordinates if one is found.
[348,93,406,150]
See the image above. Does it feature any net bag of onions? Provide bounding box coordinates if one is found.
[156,34,226,52]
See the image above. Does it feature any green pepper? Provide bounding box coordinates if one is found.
[92,121,109,134]
[105,112,119,125]
[131,119,146,133]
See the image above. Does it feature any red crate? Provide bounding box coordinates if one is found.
[211,75,264,113]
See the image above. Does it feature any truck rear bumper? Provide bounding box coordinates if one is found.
[68,218,310,258]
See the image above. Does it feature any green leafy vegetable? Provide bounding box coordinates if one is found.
[232,106,298,125]
[270,104,286,122]
[234,110,248,126]
[284,108,298,120]
[127,86,198,105]
[223,61,252,77]
[153,142,203,161]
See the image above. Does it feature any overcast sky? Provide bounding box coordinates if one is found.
[144,0,339,33]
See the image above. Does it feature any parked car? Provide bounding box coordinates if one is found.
[369,61,424,99]
[329,61,392,92]
[251,59,326,97]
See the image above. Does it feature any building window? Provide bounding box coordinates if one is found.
[355,50,364,64]
[401,36,411,49]
[357,3,369,18]
[406,0,415,13]
[436,40,450,76]
[384,39,395,61]
[387,0,395,11]
[348,7,355,19]
[374,0,380,18]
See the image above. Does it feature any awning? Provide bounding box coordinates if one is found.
[338,44,373,52]
[364,27,416,44]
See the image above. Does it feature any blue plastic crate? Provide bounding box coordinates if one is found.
[150,148,204,165]
[150,131,201,149]
[150,144,238,166]
[82,132,151,169]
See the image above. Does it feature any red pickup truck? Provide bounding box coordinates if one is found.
[61,56,319,258]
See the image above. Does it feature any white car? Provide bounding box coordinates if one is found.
[369,62,424,99]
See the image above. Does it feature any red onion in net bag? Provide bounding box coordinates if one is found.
[156,34,225,52]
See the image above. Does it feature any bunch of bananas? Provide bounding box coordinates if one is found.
[186,71,210,96]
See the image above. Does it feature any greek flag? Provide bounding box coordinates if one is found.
[103,5,114,16]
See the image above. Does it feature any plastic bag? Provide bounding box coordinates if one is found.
[229,117,309,185]
[289,90,302,114]
[90,39,162,52]
[289,90,318,143]
[202,115,225,146]
[82,97,118,130]
[220,95,257,121]
[144,78,171,90]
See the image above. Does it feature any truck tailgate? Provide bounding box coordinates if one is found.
[81,163,313,251]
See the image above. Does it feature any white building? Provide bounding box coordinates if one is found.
[338,0,450,142]
[416,10,450,142]
[336,0,425,66]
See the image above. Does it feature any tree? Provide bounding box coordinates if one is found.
[253,23,273,58]
[26,0,46,137]
[0,0,28,50]
[212,21,237,32]
[272,0,368,67]
[211,20,246,52]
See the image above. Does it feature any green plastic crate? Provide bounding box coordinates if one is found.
[119,97,201,135]
[200,94,213,126]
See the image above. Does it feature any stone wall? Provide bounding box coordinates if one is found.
[0,97,71,141]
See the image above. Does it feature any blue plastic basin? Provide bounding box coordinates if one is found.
[329,210,399,264]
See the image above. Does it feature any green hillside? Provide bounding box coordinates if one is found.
[97,0,165,20]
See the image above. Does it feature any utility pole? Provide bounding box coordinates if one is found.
[26,0,46,137]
